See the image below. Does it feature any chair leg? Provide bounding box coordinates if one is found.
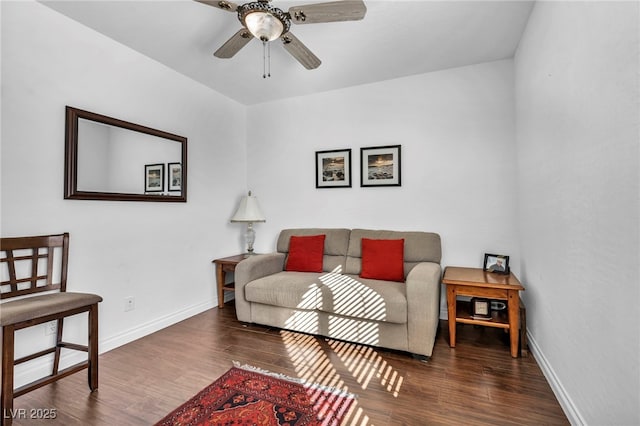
[88,304,99,391]
[1,325,15,426]
[52,318,64,376]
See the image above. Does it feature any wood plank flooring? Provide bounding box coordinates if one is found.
[8,302,568,425]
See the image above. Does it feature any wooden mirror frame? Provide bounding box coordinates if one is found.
[64,106,187,202]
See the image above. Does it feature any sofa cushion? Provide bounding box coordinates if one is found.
[346,229,442,276]
[244,271,321,309]
[244,270,408,324]
[360,238,404,282]
[277,228,351,272]
[285,234,326,272]
[316,273,407,324]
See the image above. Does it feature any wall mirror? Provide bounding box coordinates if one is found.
[64,106,187,202]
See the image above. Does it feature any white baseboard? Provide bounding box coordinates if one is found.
[527,331,585,426]
[12,300,215,389]
[100,300,214,353]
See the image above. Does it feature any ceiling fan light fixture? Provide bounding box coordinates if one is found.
[238,2,290,41]
[244,11,284,41]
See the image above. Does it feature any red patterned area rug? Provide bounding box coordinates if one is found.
[155,363,356,426]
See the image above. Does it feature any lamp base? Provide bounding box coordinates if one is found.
[245,222,256,254]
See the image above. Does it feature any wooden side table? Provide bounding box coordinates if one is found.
[442,266,525,358]
[212,254,248,309]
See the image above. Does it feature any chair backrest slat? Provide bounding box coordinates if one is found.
[4,249,18,293]
[0,233,69,300]
[33,247,41,288]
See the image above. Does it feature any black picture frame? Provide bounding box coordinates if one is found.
[483,253,510,274]
[315,149,352,188]
[145,163,164,193]
[360,145,401,187]
[471,297,492,320]
[167,162,182,192]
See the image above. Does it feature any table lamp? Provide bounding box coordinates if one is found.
[230,190,266,254]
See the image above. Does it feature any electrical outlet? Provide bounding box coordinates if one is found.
[124,296,135,312]
[45,321,56,336]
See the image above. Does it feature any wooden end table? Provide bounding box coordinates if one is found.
[212,254,248,308]
[442,266,525,358]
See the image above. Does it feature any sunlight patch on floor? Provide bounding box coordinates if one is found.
[327,339,404,398]
[279,266,406,424]
[281,330,371,426]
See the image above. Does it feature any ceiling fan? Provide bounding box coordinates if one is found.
[195,0,367,74]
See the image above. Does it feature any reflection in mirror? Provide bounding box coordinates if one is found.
[77,119,181,194]
[65,106,187,202]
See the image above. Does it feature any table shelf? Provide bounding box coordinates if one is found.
[455,300,509,329]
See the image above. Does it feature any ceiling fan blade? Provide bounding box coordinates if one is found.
[214,29,253,58]
[281,32,321,70]
[194,0,239,12]
[288,0,366,24]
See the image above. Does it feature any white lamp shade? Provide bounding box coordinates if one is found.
[230,192,266,222]
[244,11,284,41]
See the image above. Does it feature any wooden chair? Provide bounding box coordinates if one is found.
[1,233,102,425]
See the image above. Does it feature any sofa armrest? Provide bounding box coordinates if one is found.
[405,262,442,357]
[234,252,286,322]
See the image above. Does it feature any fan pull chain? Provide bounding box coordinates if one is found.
[262,40,271,78]
[262,40,266,78]
[262,40,272,79]
[267,41,271,78]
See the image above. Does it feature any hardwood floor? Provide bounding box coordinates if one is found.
[8,302,568,425]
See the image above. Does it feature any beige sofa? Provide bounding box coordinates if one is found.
[234,228,442,358]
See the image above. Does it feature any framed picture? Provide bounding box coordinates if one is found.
[315,149,352,188]
[360,145,401,187]
[167,162,182,192]
[483,253,510,274]
[145,163,164,193]
[471,297,492,320]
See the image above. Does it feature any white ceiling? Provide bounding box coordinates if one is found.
[41,0,534,105]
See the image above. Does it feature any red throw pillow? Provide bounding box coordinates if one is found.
[360,238,405,282]
[285,234,326,272]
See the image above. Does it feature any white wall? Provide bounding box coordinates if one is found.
[246,59,520,313]
[515,2,639,424]
[1,1,248,386]
[77,119,110,192]
[4,2,636,423]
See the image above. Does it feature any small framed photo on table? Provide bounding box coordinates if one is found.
[316,149,351,188]
[483,253,510,274]
[145,163,164,193]
[471,297,492,320]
